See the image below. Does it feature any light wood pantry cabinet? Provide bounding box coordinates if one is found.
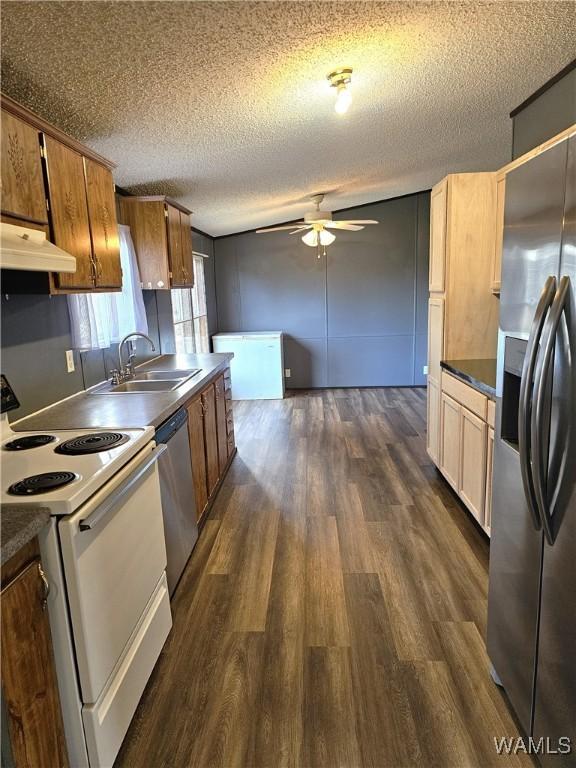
[438,370,492,534]
[1,538,69,768]
[118,195,194,289]
[185,366,236,523]
[427,172,499,470]
[1,94,121,293]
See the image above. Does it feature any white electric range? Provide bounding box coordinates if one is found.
[1,378,172,768]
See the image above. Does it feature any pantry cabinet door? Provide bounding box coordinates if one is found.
[1,110,48,224]
[427,375,440,464]
[459,406,487,523]
[84,158,121,289]
[440,392,461,491]
[187,396,208,520]
[1,558,69,768]
[180,211,194,287]
[429,177,448,292]
[44,136,94,289]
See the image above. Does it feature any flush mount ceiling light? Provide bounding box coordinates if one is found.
[327,67,353,114]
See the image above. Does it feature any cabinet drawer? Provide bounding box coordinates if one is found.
[441,371,487,420]
[487,399,496,428]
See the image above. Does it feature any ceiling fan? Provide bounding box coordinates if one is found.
[256,194,378,257]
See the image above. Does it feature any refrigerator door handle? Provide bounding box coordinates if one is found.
[531,275,571,545]
[518,275,557,531]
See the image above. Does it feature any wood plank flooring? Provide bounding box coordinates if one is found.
[117,388,532,768]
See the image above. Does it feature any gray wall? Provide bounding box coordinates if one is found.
[1,290,174,419]
[213,192,430,388]
[512,64,576,159]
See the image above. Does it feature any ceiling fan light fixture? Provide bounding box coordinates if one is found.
[301,228,336,247]
[328,68,353,114]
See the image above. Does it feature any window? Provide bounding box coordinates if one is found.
[172,254,209,354]
[67,225,148,350]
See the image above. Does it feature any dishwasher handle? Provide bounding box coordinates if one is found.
[79,444,168,531]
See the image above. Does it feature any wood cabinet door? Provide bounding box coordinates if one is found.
[427,297,445,382]
[1,110,48,224]
[427,375,440,465]
[187,396,208,520]
[440,392,461,491]
[484,426,494,536]
[492,175,505,293]
[459,406,487,523]
[202,384,220,497]
[429,177,447,292]
[84,158,121,288]
[44,136,94,289]
[214,374,228,473]
[167,204,184,286]
[1,558,69,768]
[180,211,194,287]
[120,199,170,289]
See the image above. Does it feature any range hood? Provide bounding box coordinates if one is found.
[0,222,76,273]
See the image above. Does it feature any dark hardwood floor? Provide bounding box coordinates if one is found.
[117,387,531,768]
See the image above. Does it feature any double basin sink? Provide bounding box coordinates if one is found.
[90,369,201,395]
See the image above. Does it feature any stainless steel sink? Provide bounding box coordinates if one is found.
[89,368,202,395]
[133,369,200,381]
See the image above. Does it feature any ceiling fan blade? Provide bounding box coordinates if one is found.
[289,226,311,234]
[324,222,364,231]
[340,220,379,224]
[256,222,306,233]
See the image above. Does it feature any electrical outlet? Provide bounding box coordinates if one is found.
[423,365,428,375]
[66,350,75,373]
[285,368,291,378]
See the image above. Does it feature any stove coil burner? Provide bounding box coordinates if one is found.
[55,432,129,455]
[4,435,57,451]
[8,471,78,496]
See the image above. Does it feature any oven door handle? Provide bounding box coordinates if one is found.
[79,444,167,531]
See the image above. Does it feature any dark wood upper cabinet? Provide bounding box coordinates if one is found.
[84,158,121,289]
[180,211,194,288]
[1,542,69,768]
[117,195,193,289]
[1,110,48,224]
[44,136,94,290]
[0,93,121,294]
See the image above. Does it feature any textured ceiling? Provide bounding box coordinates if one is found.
[1,1,575,236]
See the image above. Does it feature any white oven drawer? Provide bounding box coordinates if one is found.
[59,442,168,703]
[82,573,172,768]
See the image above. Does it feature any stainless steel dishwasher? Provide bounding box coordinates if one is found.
[155,408,198,596]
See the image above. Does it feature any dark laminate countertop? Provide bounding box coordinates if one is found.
[12,353,233,432]
[1,506,50,565]
[441,358,497,399]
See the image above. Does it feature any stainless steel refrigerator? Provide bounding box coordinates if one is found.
[488,132,575,765]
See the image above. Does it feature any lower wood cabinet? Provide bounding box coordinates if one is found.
[185,367,235,523]
[427,375,440,464]
[187,395,209,520]
[440,392,461,491]
[437,376,492,534]
[1,539,68,768]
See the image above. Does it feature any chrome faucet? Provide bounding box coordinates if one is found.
[112,332,156,384]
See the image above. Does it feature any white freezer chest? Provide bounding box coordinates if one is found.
[212,332,284,400]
